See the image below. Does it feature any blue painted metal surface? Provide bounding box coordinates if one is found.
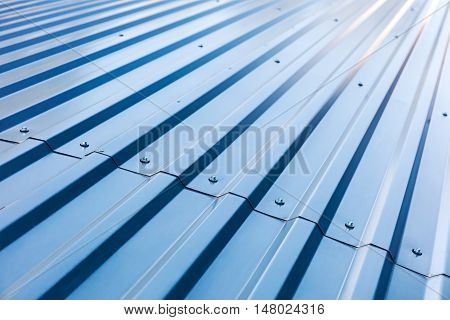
[0,0,449,299]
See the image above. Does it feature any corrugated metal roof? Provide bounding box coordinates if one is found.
[0,0,449,299]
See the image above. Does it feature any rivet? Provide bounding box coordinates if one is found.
[412,248,422,256]
[119,34,124,37]
[20,126,29,133]
[208,175,218,183]
[334,18,338,22]
[276,7,282,11]
[443,112,447,117]
[274,59,280,64]
[198,44,203,48]
[395,35,399,39]
[275,197,285,206]
[80,141,89,148]
[358,82,363,87]
[345,221,355,230]
[140,157,150,164]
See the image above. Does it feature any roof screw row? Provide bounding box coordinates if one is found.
[208,175,218,183]
[412,248,422,256]
[345,221,355,230]
[275,197,285,206]
[20,126,29,133]
[80,141,89,148]
[140,157,150,164]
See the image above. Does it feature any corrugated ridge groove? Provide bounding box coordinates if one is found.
[0,0,272,97]
[275,11,427,300]
[0,0,61,15]
[0,0,118,27]
[34,0,397,299]
[0,0,334,177]
[0,0,147,32]
[32,3,369,297]
[0,0,195,53]
[374,9,450,299]
[1,0,449,300]
[0,0,354,246]
[0,0,322,132]
[0,0,207,61]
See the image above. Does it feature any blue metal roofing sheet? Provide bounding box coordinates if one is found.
[0,0,449,299]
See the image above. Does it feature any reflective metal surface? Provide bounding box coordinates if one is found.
[0,0,449,299]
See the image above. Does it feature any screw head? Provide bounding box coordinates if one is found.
[208,175,218,183]
[198,44,203,48]
[140,157,150,164]
[80,141,89,148]
[412,248,422,256]
[20,126,29,133]
[358,82,363,87]
[274,59,280,64]
[345,221,355,229]
[443,112,447,117]
[275,197,285,206]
